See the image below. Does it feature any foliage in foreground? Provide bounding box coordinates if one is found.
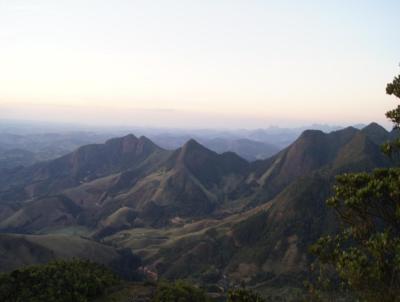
[152,281,265,302]
[153,280,211,302]
[227,288,266,302]
[309,70,400,302]
[0,261,278,302]
[0,259,120,302]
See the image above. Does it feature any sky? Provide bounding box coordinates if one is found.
[0,0,399,129]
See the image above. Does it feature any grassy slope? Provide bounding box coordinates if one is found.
[0,233,139,275]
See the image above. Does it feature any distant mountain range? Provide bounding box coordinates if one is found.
[0,122,369,169]
[0,122,395,291]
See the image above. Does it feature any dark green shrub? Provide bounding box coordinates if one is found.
[227,288,266,302]
[153,280,211,302]
[0,259,120,302]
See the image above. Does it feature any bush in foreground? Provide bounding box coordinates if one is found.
[153,280,211,302]
[0,259,120,302]
[227,288,266,302]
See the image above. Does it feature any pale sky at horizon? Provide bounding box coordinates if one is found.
[0,0,399,129]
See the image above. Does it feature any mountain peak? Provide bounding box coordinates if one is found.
[361,122,390,144]
[341,126,358,132]
[185,138,201,145]
[298,129,325,140]
[182,139,208,152]
[362,122,388,133]
[124,133,138,140]
[103,134,162,154]
[329,126,359,140]
[105,134,138,146]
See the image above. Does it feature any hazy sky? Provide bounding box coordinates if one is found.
[0,0,399,128]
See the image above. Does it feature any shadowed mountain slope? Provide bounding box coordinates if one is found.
[243,126,390,206]
[0,137,249,233]
[361,122,391,145]
[0,124,395,287]
[0,134,165,200]
[114,124,392,285]
[0,195,81,233]
[0,233,141,278]
[92,139,249,228]
[140,173,335,284]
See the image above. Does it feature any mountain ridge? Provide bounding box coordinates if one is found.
[0,123,395,289]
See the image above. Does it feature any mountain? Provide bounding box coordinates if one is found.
[243,126,389,206]
[0,195,81,233]
[0,123,394,293]
[105,124,391,288]
[0,134,166,200]
[361,122,391,145]
[132,174,334,285]
[92,139,249,230]
[0,131,113,170]
[165,139,249,188]
[0,136,249,235]
[0,134,171,234]
[150,135,280,162]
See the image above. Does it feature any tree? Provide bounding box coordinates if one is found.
[309,69,400,302]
